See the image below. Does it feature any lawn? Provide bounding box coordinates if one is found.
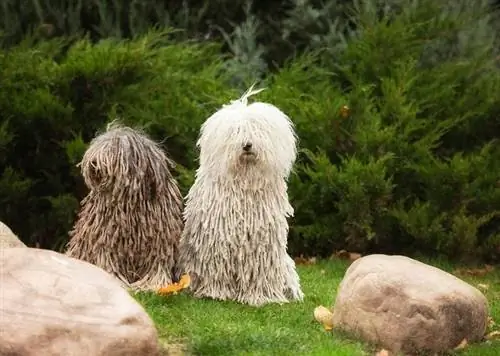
[134,258,500,356]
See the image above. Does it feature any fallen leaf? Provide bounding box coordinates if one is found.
[158,274,191,296]
[454,265,494,277]
[334,249,350,259]
[320,269,326,275]
[375,349,391,356]
[454,338,468,350]
[340,105,351,119]
[477,283,489,291]
[313,305,334,331]
[486,331,500,340]
[333,250,363,262]
[349,252,362,262]
[294,255,317,265]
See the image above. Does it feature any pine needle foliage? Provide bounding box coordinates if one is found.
[1,0,500,262]
[0,30,234,249]
[285,0,500,261]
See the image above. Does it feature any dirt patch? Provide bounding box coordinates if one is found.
[159,338,189,356]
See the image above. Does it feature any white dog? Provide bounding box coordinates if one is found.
[179,86,304,306]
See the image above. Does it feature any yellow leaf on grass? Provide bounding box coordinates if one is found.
[314,305,334,331]
[486,331,500,340]
[333,250,362,263]
[454,338,468,350]
[158,274,191,296]
[178,274,191,287]
[294,255,317,265]
[477,283,489,291]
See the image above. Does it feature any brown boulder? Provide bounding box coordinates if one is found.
[0,221,26,248]
[332,254,489,354]
[0,247,160,356]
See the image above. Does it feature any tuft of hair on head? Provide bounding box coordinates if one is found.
[196,81,299,178]
[105,118,127,133]
[78,118,176,195]
[224,82,266,109]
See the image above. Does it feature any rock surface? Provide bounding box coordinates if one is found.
[332,254,489,354]
[0,221,26,248]
[0,247,160,356]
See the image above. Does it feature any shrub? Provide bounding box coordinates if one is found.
[1,0,500,263]
[281,0,500,261]
[0,0,403,75]
[0,30,235,249]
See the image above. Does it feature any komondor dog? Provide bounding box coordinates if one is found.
[178,86,304,306]
[66,122,184,291]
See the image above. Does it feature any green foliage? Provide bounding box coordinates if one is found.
[0,30,234,247]
[0,0,359,75]
[1,0,500,263]
[286,0,500,260]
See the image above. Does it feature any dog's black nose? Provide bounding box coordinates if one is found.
[243,142,252,151]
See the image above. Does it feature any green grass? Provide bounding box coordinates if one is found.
[134,258,500,356]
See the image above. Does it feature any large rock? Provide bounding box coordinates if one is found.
[0,221,26,248]
[0,247,160,356]
[332,254,489,354]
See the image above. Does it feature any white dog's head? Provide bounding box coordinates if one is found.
[197,86,297,180]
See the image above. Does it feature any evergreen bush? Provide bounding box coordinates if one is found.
[1,0,499,262]
[283,0,500,260]
[0,0,391,75]
[0,31,235,249]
